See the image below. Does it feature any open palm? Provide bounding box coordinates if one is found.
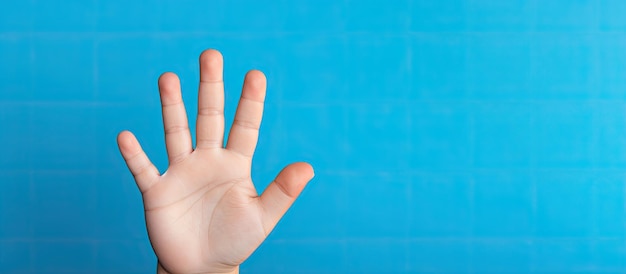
[116,49,314,274]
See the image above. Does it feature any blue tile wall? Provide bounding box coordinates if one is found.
[2,0,626,273]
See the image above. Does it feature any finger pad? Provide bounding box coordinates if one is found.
[200,49,224,73]
[243,70,267,100]
[117,131,138,152]
[158,72,181,96]
[278,162,314,196]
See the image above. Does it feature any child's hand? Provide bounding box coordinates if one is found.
[116,49,314,274]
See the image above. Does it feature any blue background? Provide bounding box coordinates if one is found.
[2,0,626,273]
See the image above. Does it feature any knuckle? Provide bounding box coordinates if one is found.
[233,119,259,130]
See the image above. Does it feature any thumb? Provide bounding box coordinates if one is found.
[258,162,314,235]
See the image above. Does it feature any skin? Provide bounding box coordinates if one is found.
[116,49,314,274]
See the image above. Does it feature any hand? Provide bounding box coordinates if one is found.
[116,49,314,274]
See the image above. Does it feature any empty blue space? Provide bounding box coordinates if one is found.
[2,0,626,273]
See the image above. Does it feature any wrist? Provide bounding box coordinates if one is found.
[157,262,239,274]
